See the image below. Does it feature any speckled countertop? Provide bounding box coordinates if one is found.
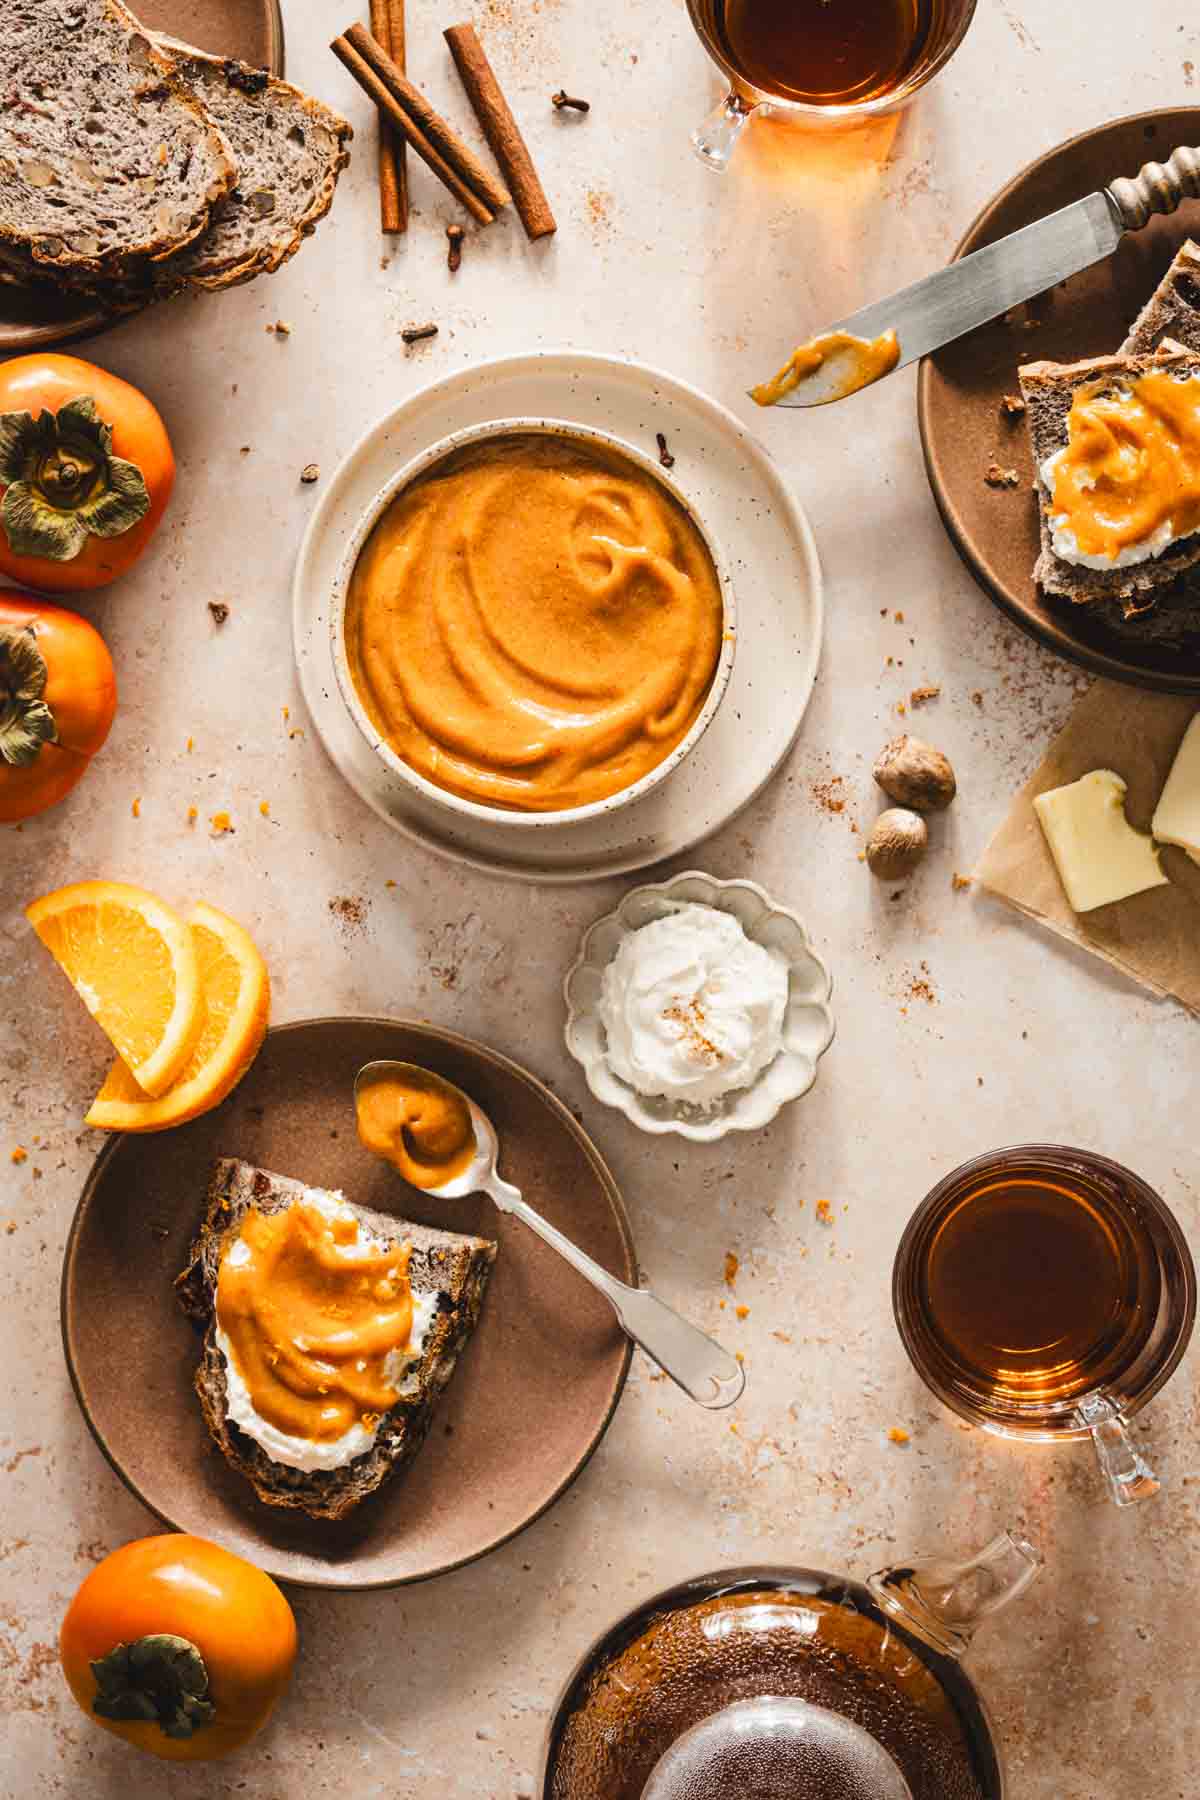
[3,1,1199,1795]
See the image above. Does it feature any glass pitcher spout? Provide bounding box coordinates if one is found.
[867,1531,1042,1660]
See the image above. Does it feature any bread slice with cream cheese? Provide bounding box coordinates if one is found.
[1018,344,1200,612]
[176,1157,496,1522]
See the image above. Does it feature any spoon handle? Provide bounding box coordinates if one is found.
[490,1179,746,1410]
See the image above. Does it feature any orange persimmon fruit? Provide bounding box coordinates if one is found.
[0,591,116,821]
[0,353,173,592]
[60,1536,297,1762]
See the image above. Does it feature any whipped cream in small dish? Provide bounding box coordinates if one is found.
[598,903,789,1110]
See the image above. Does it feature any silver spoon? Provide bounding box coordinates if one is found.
[355,1060,746,1411]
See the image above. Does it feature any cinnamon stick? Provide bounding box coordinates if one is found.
[369,0,407,232]
[443,23,556,241]
[333,23,510,221]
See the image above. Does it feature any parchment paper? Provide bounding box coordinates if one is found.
[976,680,1200,1011]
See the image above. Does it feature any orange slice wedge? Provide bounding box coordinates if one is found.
[26,881,202,1098]
[85,902,270,1133]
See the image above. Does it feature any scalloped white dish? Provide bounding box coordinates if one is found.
[563,872,835,1142]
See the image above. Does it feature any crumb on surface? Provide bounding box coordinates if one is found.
[1000,393,1026,418]
[187,805,198,823]
[208,601,230,626]
[773,1330,792,1343]
[282,705,290,722]
[10,1147,27,1164]
[893,610,905,623]
[385,878,397,889]
[888,1426,910,1445]
[130,797,140,818]
[952,872,973,891]
[985,463,1021,488]
[735,1304,749,1320]
[210,811,232,834]
[723,1250,739,1287]
[909,684,940,707]
[185,736,193,751]
[259,801,270,817]
[815,1198,833,1225]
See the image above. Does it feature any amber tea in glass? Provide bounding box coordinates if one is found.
[893,1146,1195,1506]
[717,0,936,108]
[688,0,977,169]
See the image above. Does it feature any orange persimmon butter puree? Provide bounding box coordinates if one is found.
[1048,369,1200,560]
[215,1203,414,1442]
[356,1065,476,1190]
[343,433,725,811]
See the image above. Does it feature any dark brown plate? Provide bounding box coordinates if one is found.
[0,0,284,355]
[918,107,1200,694]
[61,1017,635,1589]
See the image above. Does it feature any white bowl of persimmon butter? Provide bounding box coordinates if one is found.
[564,872,835,1142]
[329,418,737,828]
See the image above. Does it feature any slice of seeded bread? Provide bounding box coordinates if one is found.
[1120,239,1200,357]
[0,0,235,283]
[1018,345,1200,610]
[176,1157,497,1522]
[151,48,351,293]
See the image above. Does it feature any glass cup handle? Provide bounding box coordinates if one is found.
[691,91,759,172]
[1077,1393,1161,1507]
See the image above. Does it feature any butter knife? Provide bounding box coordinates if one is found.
[764,144,1200,407]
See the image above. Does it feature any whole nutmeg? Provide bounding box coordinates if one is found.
[873,735,956,812]
[866,807,928,879]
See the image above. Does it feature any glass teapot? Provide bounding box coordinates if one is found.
[541,1532,1041,1800]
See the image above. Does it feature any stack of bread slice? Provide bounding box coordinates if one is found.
[1018,241,1200,648]
[1,0,350,307]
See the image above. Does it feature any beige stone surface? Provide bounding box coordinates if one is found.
[2,1,1199,1795]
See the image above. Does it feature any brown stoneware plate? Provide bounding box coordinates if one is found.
[61,1017,635,1589]
[919,107,1200,694]
[0,0,284,355]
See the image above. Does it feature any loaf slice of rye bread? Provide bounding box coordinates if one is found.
[150,47,351,293]
[1120,239,1200,357]
[176,1158,497,1521]
[0,0,235,284]
[1018,344,1200,610]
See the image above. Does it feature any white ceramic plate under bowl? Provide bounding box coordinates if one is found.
[563,871,835,1142]
[293,352,823,883]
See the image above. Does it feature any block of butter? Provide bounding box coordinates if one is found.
[1033,769,1168,913]
[1151,714,1200,865]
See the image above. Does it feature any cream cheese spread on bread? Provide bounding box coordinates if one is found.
[216,1190,437,1473]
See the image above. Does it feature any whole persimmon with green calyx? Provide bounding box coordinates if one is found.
[60,1535,297,1762]
[0,354,174,593]
[0,591,116,822]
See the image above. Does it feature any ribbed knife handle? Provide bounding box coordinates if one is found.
[1108,145,1200,231]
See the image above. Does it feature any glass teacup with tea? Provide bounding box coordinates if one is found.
[893,1145,1196,1506]
[687,0,978,169]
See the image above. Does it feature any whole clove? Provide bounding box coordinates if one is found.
[401,322,439,344]
[551,89,590,112]
[656,431,675,470]
[446,224,464,271]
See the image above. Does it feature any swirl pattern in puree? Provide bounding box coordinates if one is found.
[344,433,726,811]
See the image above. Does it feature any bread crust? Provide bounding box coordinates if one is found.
[176,1158,497,1522]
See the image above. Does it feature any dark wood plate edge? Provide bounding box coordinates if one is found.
[60,1014,637,1592]
[0,0,286,357]
[916,105,1200,697]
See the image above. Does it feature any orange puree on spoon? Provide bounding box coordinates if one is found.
[356,1065,477,1190]
[343,433,724,812]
